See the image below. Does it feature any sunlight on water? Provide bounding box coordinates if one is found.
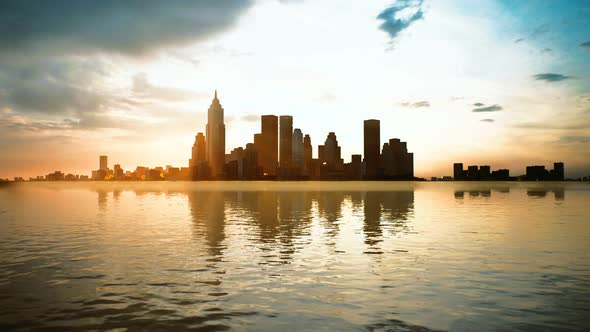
[0,182,589,331]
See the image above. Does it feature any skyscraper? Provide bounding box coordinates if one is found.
[279,115,293,175]
[453,163,464,180]
[554,162,564,180]
[364,119,380,179]
[99,155,108,171]
[190,133,206,167]
[258,115,278,176]
[206,90,226,178]
[303,134,312,175]
[292,128,304,173]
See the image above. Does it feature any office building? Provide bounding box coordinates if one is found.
[364,119,380,179]
[206,90,226,178]
[279,115,293,176]
[99,155,108,171]
[292,128,304,174]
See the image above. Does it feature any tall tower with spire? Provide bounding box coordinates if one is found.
[206,90,226,178]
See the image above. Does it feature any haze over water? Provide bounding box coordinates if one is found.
[1,182,589,331]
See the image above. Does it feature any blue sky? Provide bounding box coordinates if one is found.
[0,0,589,178]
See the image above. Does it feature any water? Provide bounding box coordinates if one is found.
[0,181,589,331]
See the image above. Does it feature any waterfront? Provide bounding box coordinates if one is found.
[1,182,589,331]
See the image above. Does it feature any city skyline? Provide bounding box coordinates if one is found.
[8,91,585,182]
[1,1,589,179]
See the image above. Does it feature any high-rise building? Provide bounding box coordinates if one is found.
[206,90,226,178]
[364,119,380,179]
[279,115,293,175]
[256,115,278,176]
[553,162,564,180]
[318,132,344,179]
[453,163,464,180]
[190,132,206,167]
[292,128,304,173]
[382,138,414,179]
[303,134,312,175]
[114,164,124,180]
[467,165,479,180]
[99,155,108,171]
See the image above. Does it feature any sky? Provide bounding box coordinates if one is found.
[0,0,589,179]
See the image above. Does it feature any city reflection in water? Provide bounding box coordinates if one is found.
[184,190,414,265]
[1,182,589,331]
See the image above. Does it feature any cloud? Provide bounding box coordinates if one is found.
[316,93,337,103]
[377,0,424,42]
[400,100,430,108]
[480,119,495,123]
[558,136,590,144]
[514,122,590,130]
[240,114,259,122]
[514,38,525,43]
[540,48,552,54]
[533,73,572,82]
[132,73,207,101]
[530,24,549,38]
[472,104,503,113]
[473,102,484,107]
[580,41,590,51]
[0,58,117,115]
[0,0,254,56]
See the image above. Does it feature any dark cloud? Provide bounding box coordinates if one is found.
[0,0,253,56]
[472,104,503,113]
[514,38,525,43]
[473,102,484,107]
[533,73,572,82]
[540,48,552,54]
[377,0,424,42]
[480,119,495,123]
[558,136,590,144]
[0,58,116,115]
[400,100,430,108]
[580,41,590,50]
[240,114,259,122]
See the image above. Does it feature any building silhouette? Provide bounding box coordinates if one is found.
[318,132,344,179]
[454,163,511,181]
[381,138,414,180]
[364,119,380,180]
[526,162,565,181]
[303,134,313,176]
[292,128,304,176]
[279,115,293,177]
[255,115,278,177]
[99,155,108,171]
[206,90,226,179]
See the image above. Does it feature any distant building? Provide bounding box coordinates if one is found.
[46,171,65,181]
[292,128,304,176]
[190,133,206,167]
[363,119,380,180]
[381,138,413,180]
[344,154,362,180]
[553,162,564,181]
[303,134,313,176]
[114,164,124,180]
[318,132,344,179]
[526,162,565,181]
[279,115,293,177]
[206,90,226,178]
[257,115,278,177]
[99,155,108,171]
[454,163,465,180]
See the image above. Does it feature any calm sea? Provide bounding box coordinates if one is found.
[0,182,589,331]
